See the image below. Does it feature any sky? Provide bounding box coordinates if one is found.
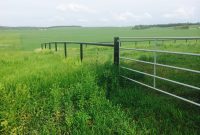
[0,0,200,27]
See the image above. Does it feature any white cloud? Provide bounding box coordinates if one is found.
[56,3,95,13]
[99,18,110,22]
[114,11,152,21]
[77,19,89,23]
[53,16,65,21]
[144,12,153,19]
[117,12,139,21]
[0,0,199,26]
[163,7,195,19]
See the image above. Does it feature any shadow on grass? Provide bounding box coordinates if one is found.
[96,63,200,135]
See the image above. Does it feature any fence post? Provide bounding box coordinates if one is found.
[45,43,47,49]
[41,44,43,50]
[49,43,51,50]
[114,37,120,65]
[55,42,57,51]
[64,42,67,58]
[80,43,83,62]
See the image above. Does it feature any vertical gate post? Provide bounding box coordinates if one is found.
[153,39,157,88]
[55,42,57,51]
[114,37,120,65]
[64,42,67,58]
[80,43,83,62]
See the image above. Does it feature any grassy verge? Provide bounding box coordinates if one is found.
[0,51,135,134]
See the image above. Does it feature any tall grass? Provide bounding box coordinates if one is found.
[1,50,199,134]
[0,27,200,134]
[0,51,137,134]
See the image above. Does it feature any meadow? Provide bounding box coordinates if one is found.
[0,26,200,134]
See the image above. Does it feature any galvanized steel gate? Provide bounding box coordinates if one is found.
[117,37,200,107]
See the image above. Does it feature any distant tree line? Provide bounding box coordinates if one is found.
[132,22,200,30]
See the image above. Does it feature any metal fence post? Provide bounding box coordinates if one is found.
[114,37,120,65]
[55,42,57,51]
[49,43,51,50]
[80,43,83,62]
[64,42,67,58]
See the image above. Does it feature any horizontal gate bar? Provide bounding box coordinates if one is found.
[120,47,200,56]
[119,37,200,40]
[120,75,200,107]
[120,57,200,74]
[120,66,200,91]
[120,39,173,43]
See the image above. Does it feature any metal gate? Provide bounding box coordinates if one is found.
[118,37,200,107]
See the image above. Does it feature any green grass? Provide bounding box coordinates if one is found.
[0,26,200,50]
[0,27,200,134]
[0,51,137,134]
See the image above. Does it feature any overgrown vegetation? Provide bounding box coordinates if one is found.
[0,51,137,134]
[0,27,200,134]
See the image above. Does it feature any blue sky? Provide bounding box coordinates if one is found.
[0,0,200,26]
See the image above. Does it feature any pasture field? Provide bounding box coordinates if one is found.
[1,26,200,50]
[0,27,200,134]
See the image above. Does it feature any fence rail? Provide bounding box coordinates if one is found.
[42,41,114,46]
[41,41,114,60]
[41,37,200,107]
[119,37,200,40]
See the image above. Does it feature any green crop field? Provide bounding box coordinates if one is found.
[1,26,200,50]
[0,26,200,134]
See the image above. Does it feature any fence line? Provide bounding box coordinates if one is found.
[41,41,114,61]
[41,37,200,107]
